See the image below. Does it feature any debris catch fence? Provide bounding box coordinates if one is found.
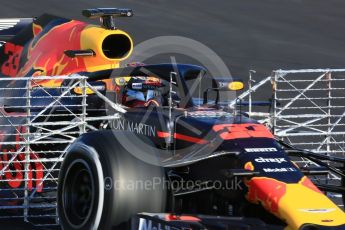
[0,75,123,227]
[1,69,345,225]
[238,69,345,207]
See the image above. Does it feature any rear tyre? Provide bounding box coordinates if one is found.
[57,130,166,230]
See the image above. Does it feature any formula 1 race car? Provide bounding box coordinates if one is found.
[0,8,345,230]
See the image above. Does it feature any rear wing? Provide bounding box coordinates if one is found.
[0,18,33,44]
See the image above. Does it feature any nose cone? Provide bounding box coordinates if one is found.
[246,176,345,230]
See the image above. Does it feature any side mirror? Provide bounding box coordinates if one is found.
[72,81,106,95]
[216,79,244,91]
[203,78,244,105]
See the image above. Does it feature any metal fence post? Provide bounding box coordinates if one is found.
[24,78,31,222]
[81,77,87,134]
[248,70,256,118]
[167,72,176,146]
[326,72,332,154]
[271,71,277,134]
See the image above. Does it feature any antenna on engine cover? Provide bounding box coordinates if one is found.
[82,8,133,30]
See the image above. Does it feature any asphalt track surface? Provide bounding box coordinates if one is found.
[0,0,345,229]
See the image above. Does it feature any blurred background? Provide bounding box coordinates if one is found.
[1,0,345,79]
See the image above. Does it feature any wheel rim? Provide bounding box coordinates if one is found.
[62,159,95,228]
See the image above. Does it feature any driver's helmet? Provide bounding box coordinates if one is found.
[122,76,163,107]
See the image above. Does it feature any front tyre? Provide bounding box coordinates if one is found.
[57,130,166,230]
